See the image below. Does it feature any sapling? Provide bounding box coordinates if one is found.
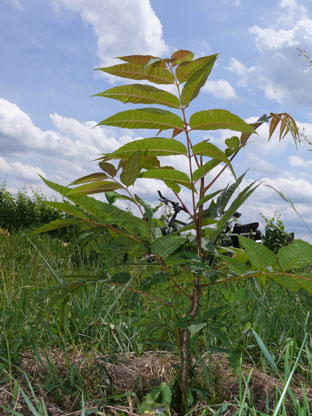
[36,49,312,412]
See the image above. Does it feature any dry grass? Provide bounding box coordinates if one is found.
[1,349,312,415]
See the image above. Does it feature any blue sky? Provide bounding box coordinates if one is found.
[1,0,312,240]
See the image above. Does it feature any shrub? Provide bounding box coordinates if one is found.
[261,212,294,253]
[0,183,65,233]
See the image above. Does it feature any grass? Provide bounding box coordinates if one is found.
[1,230,312,414]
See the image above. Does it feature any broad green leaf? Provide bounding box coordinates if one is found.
[43,201,90,220]
[220,255,249,274]
[140,168,192,189]
[181,57,217,106]
[271,273,312,293]
[94,84,180,108]
[117,54,158,65]
[175,54,219,83]
[197,189,223,208]
[151,235,188,257]
[105,191,133,204]
[278,240,312,271]
[225,136,240,149]
[190,109,256,133]
[140,155,161,170]
[107,138,187,159]
[120,151,141,186]
[69,172,109,186]
[66,181,123,195]
[192,142,236,180]
[192,159,222,184]
[171,49,194,65]
[135,194,153,224]
[40,177,150,238]
[164,180,181,193]
[160,382,172,405]
[97,108,184,130]
[32,218,82,234]
[96,63,175,84]
[99,161,117,177]
[238,236,276,270]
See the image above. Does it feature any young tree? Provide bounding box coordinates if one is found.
[36,50,312,411]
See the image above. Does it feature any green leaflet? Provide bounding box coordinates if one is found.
[192,159,222,185]
[215,172,247,214]
[225,136,240,149]
[278,240,312,271]
[151,235,188,257]
[99,161,117,177]
[117,54,159,64]
[140,168,192,189]
[120,151,141,186]
[96,62,175,84]
[107,137,187,159]
[66,181,123,195]
[271,273,312,293]
[171,49,194,65]
[105,191,133,204]
[94,84,180,108]
[190,109,256,133]
[220,255,249,275]
[44,201,90,220]
[175,54,219,83]
[210,181,260,240]
[192,142,236,180]
[197,189,223,208]
[238,236,276,270]
[69,172,109,186]
[32,218,82,234]
[97,108,184,130]
[181,57,217,106]
[41,177,150,238]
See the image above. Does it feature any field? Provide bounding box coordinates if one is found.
[2,217,312,415]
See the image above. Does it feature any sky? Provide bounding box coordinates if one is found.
[1,0,312,241]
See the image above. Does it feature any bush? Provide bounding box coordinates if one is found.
[0,183,66,233]
[261,211,294,253]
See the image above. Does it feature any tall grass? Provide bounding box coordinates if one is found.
[1,186,312,414]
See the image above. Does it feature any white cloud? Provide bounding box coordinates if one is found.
[289,155,312,167]
[203,79,237,99]
[53,0,169,65]
[228,0,312,107]
[0,98,130,192]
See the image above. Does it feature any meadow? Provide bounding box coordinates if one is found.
[2,49,312,416]
[1,186,312,415]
